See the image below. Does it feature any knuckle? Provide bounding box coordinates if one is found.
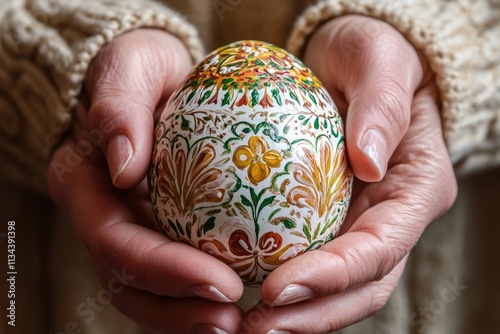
[369,287,392,314]
[366,274,397,315]
[336,18,389,61]
[396,146,457,218]
[332,235,393,288]
[439,169,458,214]
[87,98,124,133]
[88,94,149,133]
[373,83,412,130]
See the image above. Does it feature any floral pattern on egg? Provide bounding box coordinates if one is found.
[149,40,353,285]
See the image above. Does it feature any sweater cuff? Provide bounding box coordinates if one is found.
[0,0,204,192]
[286,0,500,175]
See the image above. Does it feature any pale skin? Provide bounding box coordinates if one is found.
[48,15,457,334]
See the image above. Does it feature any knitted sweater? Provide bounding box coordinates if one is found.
[1,0,499,192]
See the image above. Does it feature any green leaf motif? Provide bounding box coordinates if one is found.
[205,209,221,216]
[168,219,179,238]
[202,78,214,86]
[203,217,216,234]
[226,208,237,217]
[303,225,312,243]
[268,208,281,221]
[199,90,212,104]
[251,89,259,107]
[258,196,276,214]
[325,233,335,243]
[235,202,251,220]
[249,187,259,206]
[181,116,191,131]
[270,217,296,229]
[176,220,185,236]
[289,91,300,105]
[272,89,283,106]
[186,90,197,104]
[185,221,192,238]
[241,195,252,207]
[307,91,317,104]
[314,117,320,130]
[320,214,338,235]
[313,221,321,239]
[255,59,265,66]
[222,91,231,106]
[306,240,323,251]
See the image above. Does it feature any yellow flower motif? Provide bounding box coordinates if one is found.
[232,136,282,184]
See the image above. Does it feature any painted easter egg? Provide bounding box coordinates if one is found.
[148,40,353,285]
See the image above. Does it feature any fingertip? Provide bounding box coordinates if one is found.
[107,134,152,189]
[107,133,134,187]
[348,127,389,182]
[187,283,242,304]
[344,88,410,183]
[87,99,155,189]
[113,287,244,334]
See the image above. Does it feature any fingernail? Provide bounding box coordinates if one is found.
[272,284,314,306]
[107,133,133,185]
[187,284,232,303]
[266,330,292,334]
[361,128,387,176]
[192,324,229,334]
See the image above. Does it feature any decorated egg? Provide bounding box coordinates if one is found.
[148,40,353,285]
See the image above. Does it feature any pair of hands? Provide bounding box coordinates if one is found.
[48,15,457,334]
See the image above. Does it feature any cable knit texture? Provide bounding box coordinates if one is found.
[287,0,500,175]
[0,0,204,192]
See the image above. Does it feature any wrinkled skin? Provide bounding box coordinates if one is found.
[48,16,457,334]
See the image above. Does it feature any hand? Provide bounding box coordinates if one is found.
[241,15,457,333]
[48,29,244,333]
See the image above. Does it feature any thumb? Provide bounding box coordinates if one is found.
[87,94,153,189]
[344,41,425,182]
[305,15,426,182]
[84,29,193,188]
[345,75,415,182]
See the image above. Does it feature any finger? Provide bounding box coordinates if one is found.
[241,259,406,334]
[261,200,416,308]
[305,16,425,181]
[120,177,162,232]
[260,85,455,307]
[111,286,243,334]
[48,151,244,303]
[84,29,193,188]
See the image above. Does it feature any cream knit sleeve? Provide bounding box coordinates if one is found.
[287,0,500,175]
[0,0,204,192]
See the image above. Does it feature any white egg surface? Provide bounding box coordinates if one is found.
[149,40,352,285]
